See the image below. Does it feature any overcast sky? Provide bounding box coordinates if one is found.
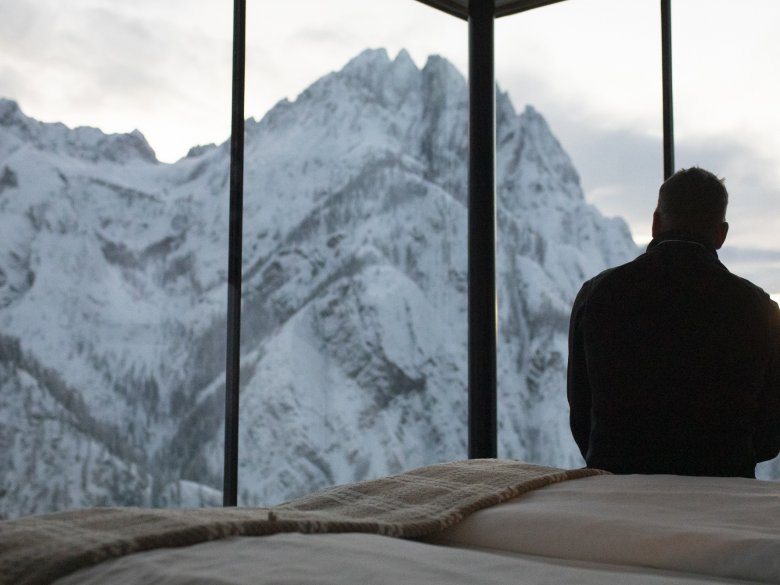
[1,0,778,272]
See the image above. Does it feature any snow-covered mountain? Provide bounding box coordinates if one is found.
[0,48,645,518]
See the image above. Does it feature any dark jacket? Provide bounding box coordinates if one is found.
[568,231,780,477]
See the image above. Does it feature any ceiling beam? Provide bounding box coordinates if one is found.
[412,0,569,20]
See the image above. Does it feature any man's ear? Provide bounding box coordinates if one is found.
[652,210,662,238]
[714,221,729,250]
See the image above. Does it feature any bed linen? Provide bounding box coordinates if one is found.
[4,460,779,585]
[53,472,780,585]
[0,460,601,585]
[429,473,780,584]
[55,532,761,585]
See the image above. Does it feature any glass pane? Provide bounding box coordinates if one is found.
[238,0,468,505]
[0,1,230,518]
[495,0,659,467]
[497,0,780,480]
[673,0,780,479]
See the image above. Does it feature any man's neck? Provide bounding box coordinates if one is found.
[647,230,718,256]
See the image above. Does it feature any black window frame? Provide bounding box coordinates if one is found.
[221,0,675,505]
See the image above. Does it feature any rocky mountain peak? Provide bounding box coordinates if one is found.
[0,97,157,164]
[0,98,24,127]
[0,49,651,519]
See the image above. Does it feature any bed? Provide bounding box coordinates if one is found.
[2,459,779,585]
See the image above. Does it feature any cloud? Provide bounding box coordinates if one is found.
[676,136,780,249]
[555,123,663,244]
[0,0,44,55]
[0,0,233,161]
[3,0,780,210]
[533,105,780,291]
[527,104,780,251]
[1,2,164,104]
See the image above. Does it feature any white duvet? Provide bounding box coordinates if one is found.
[57,474,780,585]
[432,473,780,583]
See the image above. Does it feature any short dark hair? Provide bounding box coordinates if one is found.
[657,167,728,235]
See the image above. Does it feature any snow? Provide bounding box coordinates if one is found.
[3,48,729,520]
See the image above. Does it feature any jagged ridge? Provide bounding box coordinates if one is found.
[0,49,650,518]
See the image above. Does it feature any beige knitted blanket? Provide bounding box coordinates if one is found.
[0,459,606,585]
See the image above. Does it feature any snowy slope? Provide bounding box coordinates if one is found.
[0,48,648,518]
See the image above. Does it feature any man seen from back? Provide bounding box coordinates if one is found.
[567,167,780,477]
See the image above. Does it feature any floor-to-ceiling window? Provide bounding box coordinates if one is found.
[671,0,780,479]
[5,0,776,520]
[236,0,469,505]
[494,0,780,480]
[673,0,780,297]
[494,0,661,467]
[0,0,232,518]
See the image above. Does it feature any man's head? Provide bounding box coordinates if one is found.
[653,167,729,249]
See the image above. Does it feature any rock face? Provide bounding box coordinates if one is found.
[0,48,644,518]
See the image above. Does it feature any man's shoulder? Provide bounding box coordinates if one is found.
[577,256,639,294]
[724,270,778,313]
[578,250,780,319]
[572,262,631,314]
